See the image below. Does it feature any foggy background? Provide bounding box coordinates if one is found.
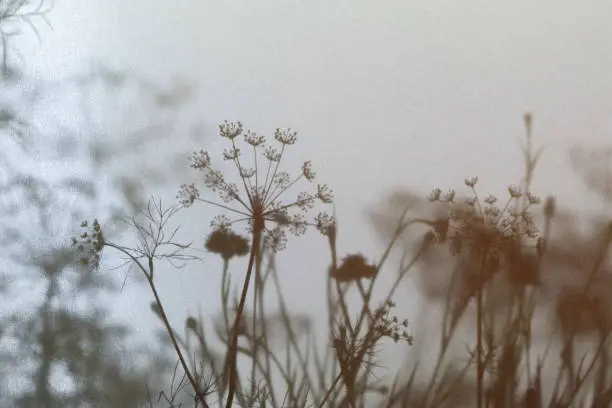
[7,0,612,400]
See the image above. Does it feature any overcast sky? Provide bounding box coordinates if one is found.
[14,0,612,380]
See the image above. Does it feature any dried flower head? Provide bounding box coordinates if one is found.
[178,122,334,251]
[372,300,414,344]
[219,120,243,140]
[71,219,104,268]
[205,229,250,261]
[428,188,442,202]
[330,253,377,282]
[428,178,542,269]
[186,316,199,331]
[465,176,478,188]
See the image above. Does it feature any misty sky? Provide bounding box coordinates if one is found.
[13,0,612,380]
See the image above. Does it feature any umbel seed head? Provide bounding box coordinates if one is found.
[179,121,335,252]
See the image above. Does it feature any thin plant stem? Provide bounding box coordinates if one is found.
[225,226,262,408]
[269,255,318,406]
[476,249,488,408]
[318,372,343,408]
[103,242,210,408]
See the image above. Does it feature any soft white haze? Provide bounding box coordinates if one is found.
[14,0,612,382]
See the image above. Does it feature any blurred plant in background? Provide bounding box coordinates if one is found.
[371,115,612,407]
[0,0,53,75]
[0,2,202,406]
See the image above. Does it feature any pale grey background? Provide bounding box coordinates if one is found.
[13,0,612,383]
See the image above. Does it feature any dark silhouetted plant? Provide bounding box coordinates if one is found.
[74,112,612,408]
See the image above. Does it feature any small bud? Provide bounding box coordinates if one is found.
[150,302,162,318]
[524,112,533,133]
[186,316,198,331]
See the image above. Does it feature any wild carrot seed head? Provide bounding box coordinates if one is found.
[178,121,335,252]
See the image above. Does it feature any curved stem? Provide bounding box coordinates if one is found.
[148,279,209,406]
[104,242,209,407]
